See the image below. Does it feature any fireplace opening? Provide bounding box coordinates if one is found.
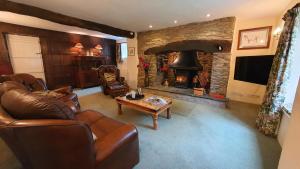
[152,50,213,93]
[169,51,203,89]
[174,69,198,88]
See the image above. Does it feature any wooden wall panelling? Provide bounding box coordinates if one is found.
[0,22,117,89]
[0,33,13,74]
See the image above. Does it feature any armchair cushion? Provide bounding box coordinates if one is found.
[104,73,116,83]
[1,89,75,120]
[108,83,127,90]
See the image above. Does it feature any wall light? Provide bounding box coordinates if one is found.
[74,43,84,49]
[95,44,103,50]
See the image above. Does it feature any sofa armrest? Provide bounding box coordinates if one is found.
[95,124,140,169]
[52,86,73,94]
[1,120,96,169]
[35,78,48,91]
[64,100,81,113]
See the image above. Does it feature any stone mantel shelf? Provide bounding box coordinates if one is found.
[144,40,232,55]
[169,66,202,70]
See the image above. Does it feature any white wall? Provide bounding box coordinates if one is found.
[116,39,128,80]
[278,79,300,169]
[277,112,291,147]
[117,36,139,89]
[226,17,280,105]
[126,37,139,89]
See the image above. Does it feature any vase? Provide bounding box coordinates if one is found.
[144,70,149,87]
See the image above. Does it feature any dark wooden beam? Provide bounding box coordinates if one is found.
[0,0,135,38]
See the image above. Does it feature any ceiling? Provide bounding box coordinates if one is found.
[0,11,125,40]
[8,0,292,32]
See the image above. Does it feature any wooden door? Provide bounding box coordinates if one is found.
[6,34,46,80]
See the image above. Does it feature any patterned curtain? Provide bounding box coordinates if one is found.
[256,4,300,137]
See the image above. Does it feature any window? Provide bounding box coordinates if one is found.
[283,23,300,112]
[120,43,128,60]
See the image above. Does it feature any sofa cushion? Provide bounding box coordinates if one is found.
[1,89,75,120]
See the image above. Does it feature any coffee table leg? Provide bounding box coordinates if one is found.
[118,103,123,115]
[152,114,158,130]
[167,108,171,119]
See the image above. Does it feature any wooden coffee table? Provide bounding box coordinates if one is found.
[115,93,172,130]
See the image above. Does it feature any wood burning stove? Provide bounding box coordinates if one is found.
[174,69,198,88]
[170,51,203,88]
[174,70,189,88]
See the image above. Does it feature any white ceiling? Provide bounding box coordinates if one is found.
[0,11,126,40]
[8,0,292,32]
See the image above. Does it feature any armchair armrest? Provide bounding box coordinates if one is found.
[2,120,96,169]
[119,77,129,86]
[119,77,125,83]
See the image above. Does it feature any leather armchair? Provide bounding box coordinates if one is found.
[97,65,129,98]
[0,87,140,169]
[0,73,80,109]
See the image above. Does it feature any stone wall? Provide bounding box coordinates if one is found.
[137,17,236,96]
[211,53,231,95]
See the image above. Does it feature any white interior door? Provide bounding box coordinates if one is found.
[6,34,45,80]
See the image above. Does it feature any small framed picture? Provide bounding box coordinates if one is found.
[238,26,272,50]
[128,47,135,56]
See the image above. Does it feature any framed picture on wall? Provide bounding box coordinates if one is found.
[128,47,135,56]
[237,26,272,50]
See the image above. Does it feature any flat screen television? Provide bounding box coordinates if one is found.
[234,55,274,85]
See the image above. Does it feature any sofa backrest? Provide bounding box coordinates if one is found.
[1,89,75,120]
[0,81,28,98]
[0,73,47,92]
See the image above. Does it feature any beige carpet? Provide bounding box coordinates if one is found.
[0,87,281,169]
[77,87,281,169]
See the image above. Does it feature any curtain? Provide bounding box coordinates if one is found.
[116,43,122,63]
[256,4,300,137]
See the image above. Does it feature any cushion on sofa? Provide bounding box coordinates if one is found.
[1,89,75,120]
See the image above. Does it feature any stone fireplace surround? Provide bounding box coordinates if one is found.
[137,17,236,96]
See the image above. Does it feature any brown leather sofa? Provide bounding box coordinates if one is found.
[0,73,80,109]
[0,82,140,169]
[97,65,129,98]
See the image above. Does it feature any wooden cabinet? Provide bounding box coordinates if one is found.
[73,56,111,88]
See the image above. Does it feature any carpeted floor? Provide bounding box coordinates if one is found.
[0,87,281,169]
